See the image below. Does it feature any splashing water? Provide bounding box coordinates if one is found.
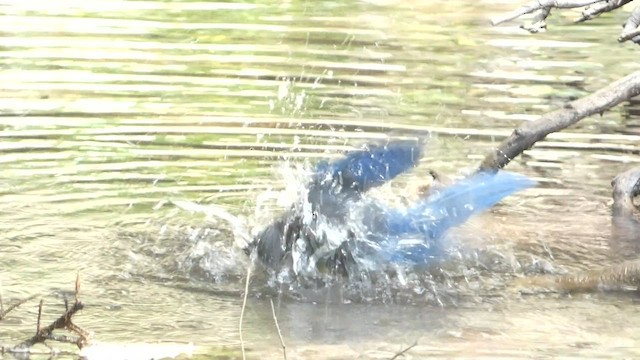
[206,141,532,304]
[157,140,537,305]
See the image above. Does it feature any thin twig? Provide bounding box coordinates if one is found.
[36,299,43,333]
[269,298,287,360]
[75,272,80,301]
[0,295,36,321]
[239,264,252,360]
[0,280,4,315]
[389,340,418,360]
[0,280,37,321]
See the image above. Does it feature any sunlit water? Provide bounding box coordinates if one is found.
[1,0,640,358]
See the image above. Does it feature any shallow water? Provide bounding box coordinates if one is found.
[1,0,640,358]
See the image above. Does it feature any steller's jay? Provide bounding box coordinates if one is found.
[252,140,535,280]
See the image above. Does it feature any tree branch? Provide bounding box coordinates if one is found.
[492,0,640,296]
[492,0,603,26]
[521,7,552,33]
[478,71,640,171]
[576,0,633,22]
[619,5,640,43]
[492,0,639,44]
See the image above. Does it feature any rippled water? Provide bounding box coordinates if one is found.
[1,0,640,358]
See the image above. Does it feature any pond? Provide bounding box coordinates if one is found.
[1,0,640,358]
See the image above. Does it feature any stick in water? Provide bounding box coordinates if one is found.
[239,264,252,360]
[269,299,287,360]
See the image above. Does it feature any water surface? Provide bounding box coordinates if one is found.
[1,0,640,358]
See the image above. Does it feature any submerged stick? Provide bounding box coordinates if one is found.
[15,274,89,350]
[558,260,640,292]
[0,279,38,321]
[0,295,37,321]
[517,259,640,293]
[269,299,287,360]
[576,0,633,22]
[0,276,89,359]
[15,297,86,349]
[389,340,418,360]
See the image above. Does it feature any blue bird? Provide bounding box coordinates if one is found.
[252,140,535,279]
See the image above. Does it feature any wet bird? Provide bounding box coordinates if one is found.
[250,140,535,281]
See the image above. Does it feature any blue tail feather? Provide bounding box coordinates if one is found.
[380,171,535,263]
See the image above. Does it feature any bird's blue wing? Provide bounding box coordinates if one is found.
[310,140,423,205]
[378,171,536,263]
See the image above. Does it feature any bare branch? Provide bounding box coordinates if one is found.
[521,7,552,33]
[619,5,640,43]
[479,71,640,171]
[492,0,637,36]
[576,0,633,22]
[492,0,640,300]
[491,0,603,26]
[620,28,640,43]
